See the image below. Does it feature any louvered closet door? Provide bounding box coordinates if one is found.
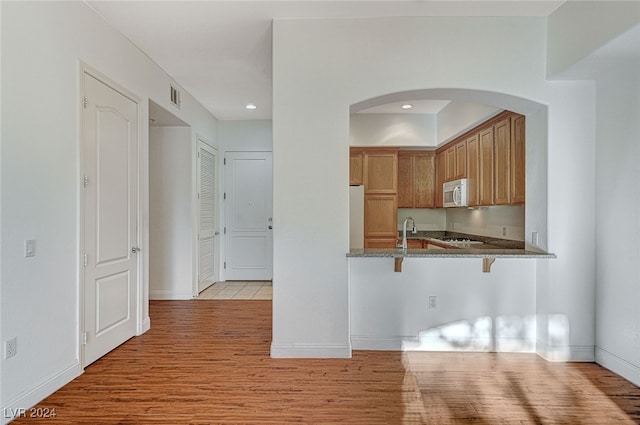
[199,141,218,290]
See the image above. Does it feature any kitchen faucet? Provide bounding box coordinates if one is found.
[400,216,417,250]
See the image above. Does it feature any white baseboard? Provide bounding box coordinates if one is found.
[536,342,595,362]
[352,335,536,353]
[2,360,81,425]
[149,290,193,300]
[595,347,640,387]
[270,343,352,358]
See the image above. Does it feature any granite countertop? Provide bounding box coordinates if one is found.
[347,231,556,259]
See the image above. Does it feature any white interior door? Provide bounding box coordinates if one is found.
[224,151,273,280]
[198,141,218,292]
[82,72,138,366]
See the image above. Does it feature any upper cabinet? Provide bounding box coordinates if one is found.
[350,149,364,186]
[435,151,446,208]
[364,150,398,194]
[466,133,480,206]
[510,114,526,204]
[350,111,525,210]
[444,142,466,181]
[436,110,525,207]
[493,117,511,205]
[398,151,435,208]
[478,126,495,205]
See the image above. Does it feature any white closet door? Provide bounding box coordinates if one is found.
[198,141,218,291]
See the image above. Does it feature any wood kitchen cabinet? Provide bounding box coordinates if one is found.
[365,239,398,249]
[479,126,495,205]
[398,151,435,208]
[364,194,398,240]
[445,142,466,181]
[397,153,413,208]
[435,151,446,208]
[349,149,363,185]
[493,117,511,205]
[445,146,456,181]
[397,110,524,210]
[350,148,398,248]
[455,142,467,179]
[364,150,397,194]
[466,133,480,206]
[510,114,526,204]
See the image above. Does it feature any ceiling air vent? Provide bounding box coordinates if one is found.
[170,84,181,109]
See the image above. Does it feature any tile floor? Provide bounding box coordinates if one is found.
[197,281,272,300]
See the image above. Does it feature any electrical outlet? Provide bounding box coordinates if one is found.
[429,296,437,309]
[502,227,507,237]
[5,337,17,359]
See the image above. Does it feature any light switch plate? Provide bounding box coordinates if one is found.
[25,239,35,258]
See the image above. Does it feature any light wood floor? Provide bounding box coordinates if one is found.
[15,301,640,424]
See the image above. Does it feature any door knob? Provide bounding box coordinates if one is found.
[268,225,273,230]
[131,247,141,254]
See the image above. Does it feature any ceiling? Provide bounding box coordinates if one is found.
[88,1,566,121]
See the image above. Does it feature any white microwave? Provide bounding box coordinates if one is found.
[443,178,468,208]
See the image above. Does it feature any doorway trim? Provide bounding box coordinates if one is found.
[78,62,146,368]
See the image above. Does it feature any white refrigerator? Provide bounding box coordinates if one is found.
[349,185,364,249]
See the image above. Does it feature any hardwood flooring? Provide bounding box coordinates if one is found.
[15,300,640,424]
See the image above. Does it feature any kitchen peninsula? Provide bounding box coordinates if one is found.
[348,108,555,353]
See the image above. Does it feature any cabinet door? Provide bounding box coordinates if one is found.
[407,239,423,249]
[414,153,435,208]
[466,133,480,206]
[455,142,467,179]
[397,154,414,208]
[479,127,494,205]
[350,150,363,186]
[494,118,511,205]
[364,151,397,194]
[435,151,446,208]
[365,239,398,249]
[445,146,456,181]
[364,194,398,239]
[510,114,526,204]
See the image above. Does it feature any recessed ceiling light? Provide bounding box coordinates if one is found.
[401,104,413,109]
[246,104,257,110]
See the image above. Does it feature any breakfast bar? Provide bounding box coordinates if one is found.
[348,231,555,272]
[347,236,556,353]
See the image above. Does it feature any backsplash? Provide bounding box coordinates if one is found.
[446,205,525,241]
[397,208,446,231]
[398,205,525,241]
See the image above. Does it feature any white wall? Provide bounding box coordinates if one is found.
[350,113,436,147]
[594,57,640,384]
[149,127,193,299]
[218,120,272,152]
[436,102,500,144]
[547,1,640,77]
[572,28,640,385]
[350,258,537,352]
[0,2,218,416]
[548,2,640,381]
[272,16,595,360]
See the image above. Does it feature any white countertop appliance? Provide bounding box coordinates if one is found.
[443,178,468,208]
